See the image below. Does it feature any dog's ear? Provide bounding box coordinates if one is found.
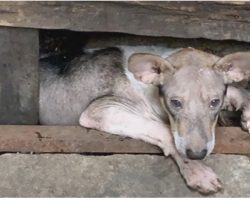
[128,53,174,85]
[213,52,250,84]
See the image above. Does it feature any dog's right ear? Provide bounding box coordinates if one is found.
[213,52,250,84]
[128,53,174,85]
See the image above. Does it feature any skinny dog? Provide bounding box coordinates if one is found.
[40,46,250,194]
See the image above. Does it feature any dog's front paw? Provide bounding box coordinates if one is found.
[241,107,250,133]
[180,160,222,194]
[241,118,250,133]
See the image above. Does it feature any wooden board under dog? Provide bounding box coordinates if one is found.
[0,125,249,154]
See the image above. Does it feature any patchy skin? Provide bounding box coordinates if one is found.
[39,47,125,125]
[40,46,250,194]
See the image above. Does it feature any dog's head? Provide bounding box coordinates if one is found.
[128,48,250,160]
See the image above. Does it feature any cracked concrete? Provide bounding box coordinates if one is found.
[0,154,249,197]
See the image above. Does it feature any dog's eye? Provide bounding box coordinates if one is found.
[170,99,182,109]
[210,99,220,108]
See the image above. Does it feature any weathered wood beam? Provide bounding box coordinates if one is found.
[0,2,249,42]
[0,27,39,124]
[0,125,249,155]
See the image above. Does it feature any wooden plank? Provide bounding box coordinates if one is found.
[0,125,249,155]
[0,2,249,42]
[214,127,250,154]
[0,27,39,124]
[0,126,160,154]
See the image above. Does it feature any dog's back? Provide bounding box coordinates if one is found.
[39,47,124,125]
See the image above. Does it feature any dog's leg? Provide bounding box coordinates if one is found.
[241,103,250,133]
[224,86,250,133]
[79,96,172,155]
[79,96,222,194]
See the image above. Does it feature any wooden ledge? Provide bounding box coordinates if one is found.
[0,125,249,155]
[0,2,249,42]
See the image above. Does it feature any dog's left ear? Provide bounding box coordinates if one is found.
[128,53,174,85]
[214,52,250,84]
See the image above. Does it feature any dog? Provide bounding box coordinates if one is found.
[39,46,250,194]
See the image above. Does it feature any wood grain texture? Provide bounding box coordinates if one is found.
[0,27,39,124]
[0,125,249,155]
[0,2,249,41]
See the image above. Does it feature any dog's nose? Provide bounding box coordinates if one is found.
[186,148,207,160]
